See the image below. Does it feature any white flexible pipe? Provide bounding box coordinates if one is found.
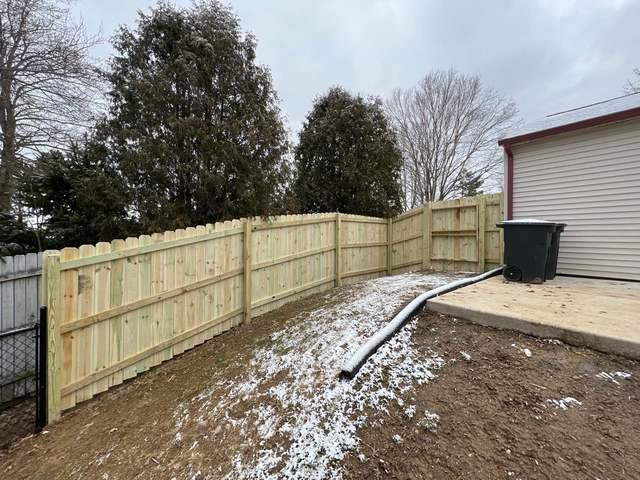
[340,267,504,379]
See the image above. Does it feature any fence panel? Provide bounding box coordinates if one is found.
[390,208,424,274]
[251,214,337,317]
[390,193,504,274]
[45,222,245,415]
[430,196,481,272]
[339,214,388,284]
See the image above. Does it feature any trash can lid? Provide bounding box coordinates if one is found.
[497,219,556,226]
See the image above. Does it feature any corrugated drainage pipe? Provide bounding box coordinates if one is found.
[340,266,504,380]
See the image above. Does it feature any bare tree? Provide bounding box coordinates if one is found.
[625,68,640,94]
[0,0,103,211]
[386,70,517,209]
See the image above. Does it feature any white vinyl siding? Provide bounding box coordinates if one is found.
[512,118,640,281]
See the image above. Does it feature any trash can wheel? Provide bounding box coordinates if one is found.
[503,265,522,282]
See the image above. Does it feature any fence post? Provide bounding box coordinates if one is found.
[335,213,342,286]
[243,220,252,323]
[42,251,61,423]
[36,306,48,429]
[422,203,432,271]
[477,196,487,272]
[387,217,393,275]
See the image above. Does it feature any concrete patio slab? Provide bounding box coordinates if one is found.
[427,275,640,360]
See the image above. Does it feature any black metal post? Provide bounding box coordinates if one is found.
[36,306,48,430]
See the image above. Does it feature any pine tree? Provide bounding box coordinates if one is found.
[293,87,403,217]
[16,138,133,249]
[457,169,484,198]
[0,213,37,255]
[103,1,289,231]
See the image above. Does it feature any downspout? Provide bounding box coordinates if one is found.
[504,144,514,220]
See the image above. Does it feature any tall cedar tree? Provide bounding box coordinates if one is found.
[294,87,403,217]
[104,1,289,231]
[15,139,132,250]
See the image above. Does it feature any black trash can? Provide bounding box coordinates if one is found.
[545,223,566,280]
[496,220,557,284]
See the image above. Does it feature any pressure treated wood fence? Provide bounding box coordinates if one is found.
[42,193,503,420]
[391,193,504,274]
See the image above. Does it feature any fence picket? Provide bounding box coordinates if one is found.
[109,239,126,388]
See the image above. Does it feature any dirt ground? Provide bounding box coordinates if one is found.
[0,398,36,449]
[344,312,639,480]
[0,273,638,480]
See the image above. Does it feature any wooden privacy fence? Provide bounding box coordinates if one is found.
[42,193,503,420]
[390,193,504,274]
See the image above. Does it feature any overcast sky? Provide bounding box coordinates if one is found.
[75,0,640,138]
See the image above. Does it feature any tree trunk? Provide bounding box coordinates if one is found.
[0,92,17,213]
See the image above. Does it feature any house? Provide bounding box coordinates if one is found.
[499,92,640,281]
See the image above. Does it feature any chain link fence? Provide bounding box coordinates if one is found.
[0,323,38,448]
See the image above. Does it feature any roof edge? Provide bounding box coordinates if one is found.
[498,106,640,147]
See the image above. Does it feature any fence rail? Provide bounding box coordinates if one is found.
[39,193,503,421]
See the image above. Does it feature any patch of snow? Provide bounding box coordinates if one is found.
[172,272,458,480]
[392,434,403,444]
[545,397,582,410]
[174,273,460,480]
[357,453,366,462]
[254,404,278,441]
[460,351,472,361]
[94,452,111,466]
[512,344,533,357]
[417,410,440,432]
[596,371,632,385]
[404,405,416,418]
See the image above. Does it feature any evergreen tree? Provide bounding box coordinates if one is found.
[104,1,289,231]
[16,139,133,250]
[0,213,38,255]
[457,169,484,198]
[294,87,402,217]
